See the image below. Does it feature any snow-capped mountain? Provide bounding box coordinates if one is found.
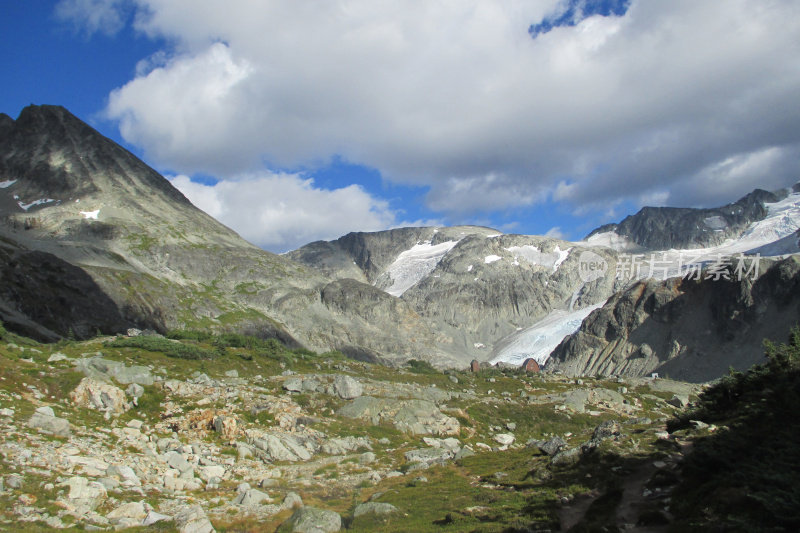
[291,185,800,378]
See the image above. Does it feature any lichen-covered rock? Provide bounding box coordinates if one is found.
[354,502,399,517]
[70,377,129,415]
[283,506,341,532]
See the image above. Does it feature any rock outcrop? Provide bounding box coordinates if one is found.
[546,257,800,382]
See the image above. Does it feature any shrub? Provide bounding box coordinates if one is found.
[106,336,215,360]
[406,359,438,374]
[669,326,800,531]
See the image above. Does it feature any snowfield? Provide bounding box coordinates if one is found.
[490,300,607,366]
[504,245,571,272]
[18,198,56,211]
[384,240,459,297]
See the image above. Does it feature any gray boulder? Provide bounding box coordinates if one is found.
[233,488,271,507]
[283,377,304,392]
[333,375,363,399]
[538,436,567,456]
[551,447,582,467]
[592,419,622,441]
[174,504,215,533]
[28,406,71,437]
[283,506,341,532]
[354,502,399,517]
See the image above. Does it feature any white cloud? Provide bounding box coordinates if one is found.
[169,173,397,252]
[544,226,566,240]
[93,0,800,217]
[55,0,129,36]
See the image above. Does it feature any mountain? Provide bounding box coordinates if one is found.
[543,187,800,381]
[290,227,621,361]
[2,104,798,379]
[586,188,790,250]
[0,105,456,365]
[293,182,800,379]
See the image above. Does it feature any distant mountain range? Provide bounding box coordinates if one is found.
[2,104,798,381]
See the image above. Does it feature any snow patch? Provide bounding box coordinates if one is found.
[466,264,473,272]
[484,255,502,264]
[383,240,458,296]
[504,245,571,272]
[80,209,100,220]
[0,179,17,188]
[18,198,56,211]
[490,301,607,366]
[583,231,639,252]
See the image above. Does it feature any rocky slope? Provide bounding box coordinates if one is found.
[0,327,710,532]
[545,256,800,382]
[0,105,454,366]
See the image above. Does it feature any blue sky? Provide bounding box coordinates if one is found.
[3,1,800,252]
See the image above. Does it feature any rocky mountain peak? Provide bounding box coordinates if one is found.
[0,104,190,209]
[586,186,789,250]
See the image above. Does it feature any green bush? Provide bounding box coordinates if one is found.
[106,336,215,360]
[406,359,438,374]
[166,329,215,342]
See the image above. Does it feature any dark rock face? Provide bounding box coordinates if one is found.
[0,105,191,209]
[587,189,785,250]
[0,243,128,341]
[546,257,800,382]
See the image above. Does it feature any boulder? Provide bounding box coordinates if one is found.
[213,415,239,440]
[143,510,172,526]
[27,406,70,437]
[551,447,582,467]
[106,464,141,487]
[338,396,460,436]
[106,501,146,524]
[60,476,107,511]
[174,504,215,533]
[233,488,271,507]
[283,377,304,392]
[667,394,690,408]
[592,420,622,441]
[354,502,399,517]
[283,492,304,510]
[493,433,515,446]
[70,377,129,415]
[521,358,540,373]
[333,375,363,399]
[538,436,567,456]
[283,506,342,532]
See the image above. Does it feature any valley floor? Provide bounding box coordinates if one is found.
[0,328,773,532]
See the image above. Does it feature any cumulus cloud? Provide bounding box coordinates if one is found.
[88,1,800,219]
[169,173,397,252]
